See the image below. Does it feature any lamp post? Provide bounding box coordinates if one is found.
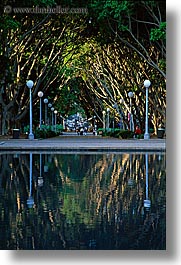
[93,115,97,134]
[38,91,44,129]
[93,116,96,130]
[102,110,106,131]
[48,103,52,125]
[128,91,134,132]
[119,99,125,130]
[26,80,34,140]
[51,107,54,129]
[107,108,110,130]
[54,110,58,132]
[144,80,151,139]
[44,98,48,125]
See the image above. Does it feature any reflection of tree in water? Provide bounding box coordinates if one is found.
[0,153,166,249]
[45,153,166,249]
[55,154,99,181]
[0,153,66,249]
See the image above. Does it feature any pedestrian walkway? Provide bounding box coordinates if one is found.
[0,134,166,152]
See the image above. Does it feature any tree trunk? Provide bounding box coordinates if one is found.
[1,110,7,135]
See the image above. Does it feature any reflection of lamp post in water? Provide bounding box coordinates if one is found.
[128,154,134,187]
[27,153,34,208]
[144,153,151,210]
[38,153,44,187]
[44,154,49,173]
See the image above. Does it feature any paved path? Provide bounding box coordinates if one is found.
[0,134,166,152]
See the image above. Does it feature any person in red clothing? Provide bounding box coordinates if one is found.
[134,125,142,138]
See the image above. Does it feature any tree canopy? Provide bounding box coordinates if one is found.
[0,0,166,135]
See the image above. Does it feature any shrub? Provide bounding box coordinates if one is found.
[34,127,59,139]
[118,130,134,139]
[135,133,144,139]
[97,128,134,139]
[23,125,30,134]
[35,128,46,139]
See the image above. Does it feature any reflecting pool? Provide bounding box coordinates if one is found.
[0,152,166,250]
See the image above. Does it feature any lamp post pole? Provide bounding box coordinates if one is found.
[144,80,151,139]
[93,116,96,130]
[107,108,110,130]
[38,91,44,129]
[128,91,134,132]
[44,98,48,125]
[26,80,34,140]
[102,110,106,131]
[54,110,58,132]
[119,99,124,130]
[48,103,52,125]
[51,107,54,130]
[93,115,97,135]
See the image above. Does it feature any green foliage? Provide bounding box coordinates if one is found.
[23,124,63,139]
[91,0,132,19]
[97,128,134,139]
[90,0,132,31]
[113,129,134,139]
[54,77,85,117]
[134,133,144,139]
[150,22,166,41]
[23,125,30,134]
[10,0,57,7]
[34,127,58,139]
[0,16,20,32]
[158,59,166,71]
[34,128,47,138]
[33,0,56,6]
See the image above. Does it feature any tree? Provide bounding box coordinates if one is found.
[90,0,166,77]
[69,0,166,131]
[0,0,89,134]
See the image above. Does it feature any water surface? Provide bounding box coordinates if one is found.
[0,152,166,250]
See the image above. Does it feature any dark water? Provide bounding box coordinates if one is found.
[0,152,166,250]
